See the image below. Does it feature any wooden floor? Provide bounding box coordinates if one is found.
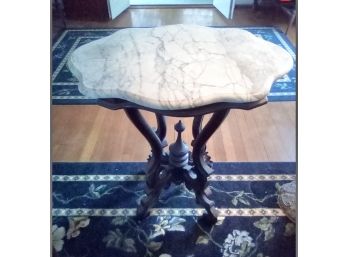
[52,6,296,162]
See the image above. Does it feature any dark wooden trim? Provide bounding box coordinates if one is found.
[98,98,267,117]
[191,109,230,177]
[155,114,166,143]
[123,108,163,188]
[192,115,204,141]
[63,0,110,21]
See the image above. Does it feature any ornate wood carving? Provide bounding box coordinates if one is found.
[101,98,267,224]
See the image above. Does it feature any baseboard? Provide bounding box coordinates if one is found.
[129,4,214,9]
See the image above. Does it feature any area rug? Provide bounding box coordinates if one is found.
[52,162,296,257]
[52,27,296,104]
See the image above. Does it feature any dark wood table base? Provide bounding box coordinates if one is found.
[99,98,267,224]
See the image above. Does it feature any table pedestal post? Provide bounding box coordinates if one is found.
[124,108,230,224]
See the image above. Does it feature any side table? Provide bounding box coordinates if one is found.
[68,24,293,223]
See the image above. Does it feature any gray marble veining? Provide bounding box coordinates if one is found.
[68,24,293,110]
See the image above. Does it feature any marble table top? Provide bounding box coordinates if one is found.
[68,24,293,110]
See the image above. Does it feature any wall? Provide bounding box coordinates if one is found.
[235,0,253,5]
[108,0,130,19]
[130,0,253,4]
[130,1,211,4]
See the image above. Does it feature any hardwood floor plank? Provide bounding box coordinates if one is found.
[251,104,290,161]
[79,108,106,161]
[236,109,270,161]
[52,102,295,162]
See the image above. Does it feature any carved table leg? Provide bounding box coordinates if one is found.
[191,109,230,223]
[192,115,211,166]
[192,115,203,141]
[124,108,168,218]
[124,107,230,223]
[155,113,167,148]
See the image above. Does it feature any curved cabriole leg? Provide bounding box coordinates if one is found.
[191,109,230,223]
[124,108,167,218]
[137,170,172,219]
[192,115,210,165]
[155,113,167,148]
[192,115,203,141]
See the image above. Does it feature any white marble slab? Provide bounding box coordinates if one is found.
[68,24,293,110]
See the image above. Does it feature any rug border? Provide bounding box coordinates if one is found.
[52,161,296,164]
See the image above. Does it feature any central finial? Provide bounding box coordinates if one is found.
[175,120,185,139]
[169,120,189,168]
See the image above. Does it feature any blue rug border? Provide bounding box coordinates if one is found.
[52,97,295,105]
[52,96,296,105]
[52,161,296,210]
[52,162,297,175]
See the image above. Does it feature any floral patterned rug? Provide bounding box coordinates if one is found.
[52,162,296,257]
[52,27,296,104]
